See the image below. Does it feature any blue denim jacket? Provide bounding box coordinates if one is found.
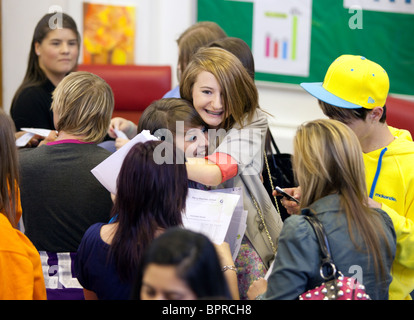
[262,194,396,300]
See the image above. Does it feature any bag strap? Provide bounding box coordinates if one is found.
[263,128,283,216]
[303,209,337,281]
[267,129,281,155]
[250,192,277,255]
[263,149,281,216]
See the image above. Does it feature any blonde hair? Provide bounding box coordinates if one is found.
[51,71,114,143]
[0,110,20,228]
[180,47,258,130]
[293,119,391,279]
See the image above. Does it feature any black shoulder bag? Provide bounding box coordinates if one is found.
[262,129,295,221]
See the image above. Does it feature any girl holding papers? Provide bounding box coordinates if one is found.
[75,141,188,300]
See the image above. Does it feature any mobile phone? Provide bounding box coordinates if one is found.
[275,186,300,204]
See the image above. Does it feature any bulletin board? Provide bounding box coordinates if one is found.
[197,0,414,96]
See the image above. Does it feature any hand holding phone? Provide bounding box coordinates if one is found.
[275,186,300,204]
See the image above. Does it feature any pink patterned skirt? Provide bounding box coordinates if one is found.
[235,236,267,300]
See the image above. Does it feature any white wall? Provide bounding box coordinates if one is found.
[2,0,323,154]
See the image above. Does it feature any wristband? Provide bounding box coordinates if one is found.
[205,153,238,183]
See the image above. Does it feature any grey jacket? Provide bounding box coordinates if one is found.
[211,108,284,267]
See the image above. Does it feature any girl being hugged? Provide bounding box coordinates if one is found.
[180,47,283,298]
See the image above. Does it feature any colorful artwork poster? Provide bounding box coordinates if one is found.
[83,3,136,65]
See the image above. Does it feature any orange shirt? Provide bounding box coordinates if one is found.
[0,213,46,300]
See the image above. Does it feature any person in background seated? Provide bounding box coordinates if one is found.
[163,21,227,99]
[248,119,396,300]
[18,71,114,300]
[0,109,46,300]
[75,141,188,300]
[11,12,80,147]
[135,227,238,300]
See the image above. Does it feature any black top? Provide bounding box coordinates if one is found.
[75,223,133,300]
[11,79,56,131]
[19,142,114,252]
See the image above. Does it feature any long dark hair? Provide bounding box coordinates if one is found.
[0,110,20,228]
[109,141,188,282]
[138,227,232,299]
[11,13,80,110]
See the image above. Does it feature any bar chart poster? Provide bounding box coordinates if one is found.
[252,0,312,77]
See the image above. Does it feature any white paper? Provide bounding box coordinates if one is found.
[182,188,240,246]
[16,133,35,147]
[211,187,247,260]
[91,130,158,194]
[227,210,247,260]
[114,128,129,140]
[265,259,275,280]
[21,127,52,137]
[16,128,53,147]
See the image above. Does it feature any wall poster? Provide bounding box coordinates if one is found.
[83,2,136,65]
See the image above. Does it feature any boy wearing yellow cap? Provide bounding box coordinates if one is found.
[301,54,414,300]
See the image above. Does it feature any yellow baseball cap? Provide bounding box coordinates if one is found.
[301,55,389,109]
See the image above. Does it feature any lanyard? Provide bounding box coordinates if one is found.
[369,147,388,199]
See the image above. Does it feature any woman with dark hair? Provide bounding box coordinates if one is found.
[75,140,189,300]
[138,228,234,300]
[0,109,46,299]
[11,12,80,139]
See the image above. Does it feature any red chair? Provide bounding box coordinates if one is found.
[77,64,172,124]
[386,95,414,137]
